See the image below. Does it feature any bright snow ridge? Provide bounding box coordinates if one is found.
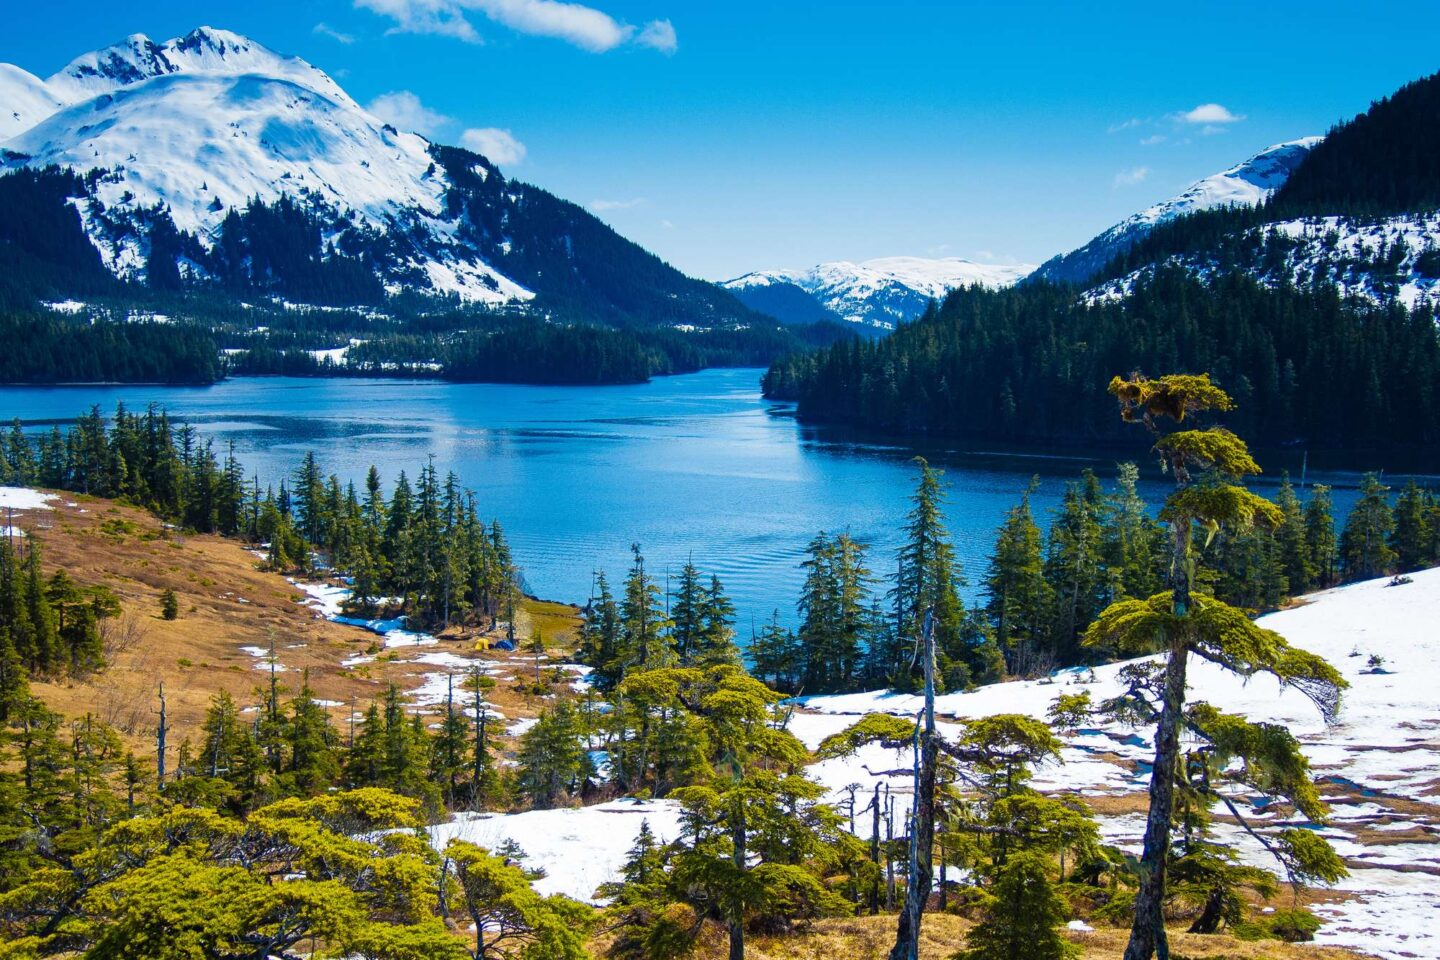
[1033,138,1322,286]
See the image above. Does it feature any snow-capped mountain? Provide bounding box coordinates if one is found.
[725,256,1035,332]
[1031,138,1322,286]
[0,27,754,323]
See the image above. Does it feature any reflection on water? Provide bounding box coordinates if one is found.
[0,370,1424,629]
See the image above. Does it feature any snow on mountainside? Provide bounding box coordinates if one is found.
[0,63,63,141]
[725,256,1035,331]
[1088,211,1440,309]
[1032,138,1322,286]
[0,27,529,303]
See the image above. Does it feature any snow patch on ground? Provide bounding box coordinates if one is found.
[429,800,685,901]
[794,567,1440,960]
[0,487,58,511]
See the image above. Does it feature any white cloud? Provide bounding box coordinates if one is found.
[1178,102,1244,125]
[357,0,482,41]
[1113,166,1150,188]
[1139,134,1166,146]
[462,127,528,165]
[313,22,357,43]
[1107,117,1142,134]
[636,19,677,53]
[367,91,454,136]
[588,197,645,212]
[355,0,676,52]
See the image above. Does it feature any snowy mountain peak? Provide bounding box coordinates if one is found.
[724,255,1034,331]
[1031,137,1323,286]
[37,27,354,112]
[1132,137,1323,228]
[0,27,523,302]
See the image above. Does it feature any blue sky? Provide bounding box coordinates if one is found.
[4,1,1438,280]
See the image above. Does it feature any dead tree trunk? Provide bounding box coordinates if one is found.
[889,610,936,960]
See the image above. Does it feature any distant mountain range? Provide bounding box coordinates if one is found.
[0,27,764,330]
[722,141,1325,333]
[723,257,1035,333]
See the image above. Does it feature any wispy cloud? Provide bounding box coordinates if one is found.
[367,91,454,136]
[1177,102,1244,125]
[1139,134,1166,146]
[589,197,646,212]
[355,0,677,53]
[1113,166,1150,188]
[462,127,527,165]
[1107,117,1143,134]
[636,18,677,53]
[313,22,357,44]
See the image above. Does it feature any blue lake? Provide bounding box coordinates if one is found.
[0,369,1411,629]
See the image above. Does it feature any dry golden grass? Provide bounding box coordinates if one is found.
[19,493,580,753]
[667,913,1372,960]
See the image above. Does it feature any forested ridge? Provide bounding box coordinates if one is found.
[764,268,1440,450]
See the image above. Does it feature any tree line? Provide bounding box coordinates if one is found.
[737,460,1436,697]
[763,268,1440,450]
[0,405,523,638]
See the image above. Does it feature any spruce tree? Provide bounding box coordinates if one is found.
[694,575,740,667]
[957,851,1077,960]
[160,589,179,621]
[1044,473,1108,665]
[1086,373,1346,960]
[1340,473,1396,580]
[1274,474,1315,594]
[984,488,1052,676]
[892,458,1003,689]
[1303,484,1338,588]
[1389,479,1432,572]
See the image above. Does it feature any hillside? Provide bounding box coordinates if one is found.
[763,269,1440,450]
[1081,72,1440,306]
[1,485,578,754]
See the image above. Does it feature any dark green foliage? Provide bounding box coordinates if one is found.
[984,487,1053,675]
[955,852,1077,960]
[0,536,114,678]
[0,167,115,307]
[207,196,386,305]
[159,589,179,621]
[1341,473,1397,579]
[1271,70,1440,218]
[516,702,590,808]
[796,532,874,693]
[764,269,1440,450]
[1390,479,1436,572]
[0,315,220,384]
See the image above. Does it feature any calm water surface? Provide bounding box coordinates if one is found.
[0,370,1410,629]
